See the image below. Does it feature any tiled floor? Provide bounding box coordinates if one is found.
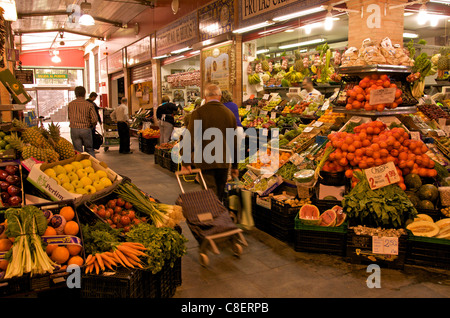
[59,124,450,298]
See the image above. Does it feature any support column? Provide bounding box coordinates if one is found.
[346,0,408,48]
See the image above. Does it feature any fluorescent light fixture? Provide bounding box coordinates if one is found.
[279,38,326,50]
[170,47,191,54]
[190,50,201,55]
[404,12,414,17]
[417,4,428,25]
[232,21,275,34]
[79,14,95,26]
[285,29,294,33]
[258,26,290,35]
[153,54,170,59]
[0,0,17,21]
[403,32,419,38]
[256,49,270,55]
[273,7,325,22]
[324,11,333,31]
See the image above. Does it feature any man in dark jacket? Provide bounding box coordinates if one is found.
[87,92,102,151]
[181,84,239,202]
[156,95,178,144]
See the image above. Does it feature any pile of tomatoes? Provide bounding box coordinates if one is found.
[345,74,403,112]
[323,121,437,189]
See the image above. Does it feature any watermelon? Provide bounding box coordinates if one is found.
[418,184,439,202]
[298,204,321,225]
[332,205,347,227]
[319,209,337,227]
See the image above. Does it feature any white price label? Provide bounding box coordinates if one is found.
[246,105,252,111]
[262,128,268,136]
[303,126,314,133]
[271,112,277,119]
[364,161,401,190]
[313,121,324,127]
[410,131,421,141]
[289,153,304,166]
[263,94,270,100]
[260,110,268,116]
[372,236,399,255]
[369,87,396,105]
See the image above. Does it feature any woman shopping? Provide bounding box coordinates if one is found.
[156,95,178,144]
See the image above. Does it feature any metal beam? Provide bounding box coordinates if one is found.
[17,11,124,28]
[14,28,105,40]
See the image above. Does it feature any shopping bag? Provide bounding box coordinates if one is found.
[93,130,103,150]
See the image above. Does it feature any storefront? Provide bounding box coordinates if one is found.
[107,49,126,108]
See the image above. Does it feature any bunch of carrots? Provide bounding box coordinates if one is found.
[84,242,147,274]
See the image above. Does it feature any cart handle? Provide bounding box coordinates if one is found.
[175,168,207,193]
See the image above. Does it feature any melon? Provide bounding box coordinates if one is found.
[418,184,439,202]
[435,218,450,229]
[414,213,434,223]
[332,205,347,227]
[418,200,435,210]
[436,225,450,239]
[404,173,422,190]
[405,191,420,207]
[298,204,321,225]
[319,209,337,227]
[407,220,440,237]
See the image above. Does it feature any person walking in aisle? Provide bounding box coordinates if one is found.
[156,95,178,144]
[86,92,102,151]
[67,86,98,157]
[181,84,239,202]
[110,97,132,154]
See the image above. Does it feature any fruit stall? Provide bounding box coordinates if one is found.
[0,121,188,298]
[228,37,450,270]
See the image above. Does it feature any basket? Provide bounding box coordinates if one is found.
[406,233,450,270]
[296,179,317,199]
[438,186,450,207]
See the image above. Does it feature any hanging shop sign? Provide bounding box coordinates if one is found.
[198,0,235,41]
[15,70,34,84]
[202,41,235,92]
[126,36,151,67]
[0,69,32,104]
[35,74,68,79]
[238,0,328,27]
[155,12,198,56]
[107,50,124,74]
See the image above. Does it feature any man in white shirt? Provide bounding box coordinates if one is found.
[111,97,132,154]
[301,77,322,102]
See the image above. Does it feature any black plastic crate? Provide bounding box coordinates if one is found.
[139,137,157,154]
[345,228,407,270]
[81,267,145,298]
[251,195,272,233]
[406,234,450,270]
[0,275,30,297]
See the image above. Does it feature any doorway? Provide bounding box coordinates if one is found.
[109,74,125,108]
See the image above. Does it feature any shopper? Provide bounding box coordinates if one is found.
[86,92,102,150]
[110,97,132,154]
[67,86,98,157]
[156,95,178,144]
[221,90,245,167]
[301,77,322,101]
[181,84,239,202]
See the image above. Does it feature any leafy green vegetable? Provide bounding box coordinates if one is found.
[342,171,417,229]
[81,221,122,255]
[125,223,187,274]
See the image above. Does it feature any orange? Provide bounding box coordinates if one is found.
[67,255,84,267]
[51,246,70,264]
[64,221,79,236]
[0,260,8,271]
[46,244,57,255]
[59,206,75,222]
[67,244,82,256]
[0,238,12,252]
[43,226,57,236]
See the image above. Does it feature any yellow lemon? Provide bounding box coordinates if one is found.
[100,177,112,188]
[44,168,57,178]
[80,159,92,168]
[76,168,87,179]
[80,176,92,187]
[95,170,108,179]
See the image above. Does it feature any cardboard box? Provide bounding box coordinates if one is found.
[26,153,123,206]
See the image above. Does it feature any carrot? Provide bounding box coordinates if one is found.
[85,254,95,266]
[95,253,105,271]
[94,259,99,274]
[101,256,114,270]
[114,249,134,268]
[85,263,94,274]
[111,250,126,267]
[117,244,147,257]
[100,253,117,266]
[121,242,147,250]
[127,258,144,269]
[119,249,142,263]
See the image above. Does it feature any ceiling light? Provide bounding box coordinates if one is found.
[404,12,414,17]
[273,7,325,22]
[79,13,95,26]
[170,47,192,54]
[50,50,61,63]
[0,0,17,21]
[279,38,326,50]
[190,50,200,55]
[153,54,170,59]
[232,21,275,34]
[403,32,419,38]
[417,3,428,25]
[324,11,334,31]
[256,49,270,55]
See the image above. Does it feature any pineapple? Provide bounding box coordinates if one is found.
[11,119,54,150]
[8,133,60,163]
[259,54,270,72]
[293,50,305,72]
[47,122,76,160]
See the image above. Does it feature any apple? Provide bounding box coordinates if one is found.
[44,168,57,178]
[0,181,9,191]
[4,165,18,175]
[63,164,75,174]
[57,173,70,185]
[84,166,95,174]
[71,180,84,190]
[67,172,79,182]
[8,196,22,206]
[100,177,112,188]
[88,172,99,182]
[75,188,88,195]
[84,185,96,194]
[5,174,20,185]
[71,161,83,170]
[7,185,20,197]
[0,169,8,180]
[62,182,75,193]
[80,159,92,168]
[53,165,66,176]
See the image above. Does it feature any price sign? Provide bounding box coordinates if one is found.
[369,87,396,105]
[410,131,421,141]
[303,126,314,133]
[246,105,252,111]
[321,100,330,111]
[364,161,400,190]
[262,94,270,100]
[260,110,268,116]
[289,153,304,166]
[372,236,399,255]
[313,121,323,128]
[270,112,277,120]
[262,128,268,136]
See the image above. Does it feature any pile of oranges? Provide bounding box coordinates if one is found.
[250,149,292,170]
[323,121,437,190]
[345,74,403,112]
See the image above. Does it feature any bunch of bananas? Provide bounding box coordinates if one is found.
[248,73,261,85]
[284,67,304,83]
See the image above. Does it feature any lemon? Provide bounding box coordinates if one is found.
[95,170,108,179]
[100,177,112,188]
[80,159,92,168]
[88,172,100,182]
[76,168,87,179]
[80,176,92,187]
[63,164,75,174]
[71,161,83,170]
[54,165,66,176]
[44,168,57,178]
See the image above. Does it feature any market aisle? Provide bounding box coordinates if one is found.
[83,136,450,299]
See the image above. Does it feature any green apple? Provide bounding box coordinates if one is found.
[71,161,83,170]
[75,188,88,195]
[62,182,75,193]
[93,181,105,192]
[80,176,92,187]
[76,168,88,179]
[57,173,70,185]
[44,168,57,178]
[100,177,112,188]
[84,185,97,194]
[71,180,83,189]
[88,172,100,182]
[80,159,92,168]
[67,172,79,182]
[54,165,66,176]
[95,170,108,179]
[84,166,95,174]
[63,164,75,174]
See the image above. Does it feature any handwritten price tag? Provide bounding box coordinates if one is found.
[260,110,268,116]
[246,105,252,111]
[263,94,270,100]
[372,236,399,255]
[271,112,277,119]
[369,87,396,105]
[364,161,400,190]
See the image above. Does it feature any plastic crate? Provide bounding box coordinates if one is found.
[81,267,145,298]
[406,233,450,270]
[251,196,272,233]
[139,136,158,154]
[270,199,299,243]
[294,215,348,255]
[0,275,30,297]
[345,228,407,270]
